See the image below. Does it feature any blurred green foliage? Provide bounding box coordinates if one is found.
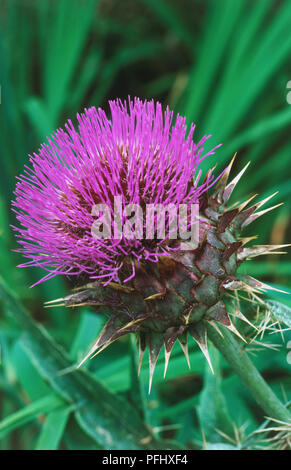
[0,0,290,450]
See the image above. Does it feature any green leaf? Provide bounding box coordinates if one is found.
[24,97,54,140]
[64,415,100,450]
[197,347,233,442]
[182,0,245,122]
[265,300,291,328]
[128,336,146,420]
[238,261,291,278]
[264,284,291,308]
[35,405,73,450]
[210,1,291,143]
[203,0,272,135]
[42,0,98,122]
[70,310,104,362]
[11,341,51,401]
[222,107,291,157]
[221,375,258,431]
[0,394,63,439]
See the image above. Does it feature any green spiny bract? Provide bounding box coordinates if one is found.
[46,156,289,390]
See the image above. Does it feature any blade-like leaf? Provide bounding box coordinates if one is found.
[0,394,63,439]
[197,347,233,442]
[35,405,73,450]
[265,300,291,328]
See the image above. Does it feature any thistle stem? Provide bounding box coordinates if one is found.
[207,323,291,423]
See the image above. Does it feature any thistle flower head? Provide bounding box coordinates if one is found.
[13,97,220,285]
[13,97,288,389]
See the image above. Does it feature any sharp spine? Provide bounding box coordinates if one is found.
[178,332,191,368]
[235,194,258,212]
[238,244,291,261]
[223,161,250,202]
[148,333,164,393]
[212,153,237,202]
[189,323,214,374]
[138,334,146,376]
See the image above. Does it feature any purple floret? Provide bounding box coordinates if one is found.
[12,97,222,286]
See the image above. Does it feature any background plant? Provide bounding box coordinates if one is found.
[0,0,290,450]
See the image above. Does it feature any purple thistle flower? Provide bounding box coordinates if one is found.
[12,97,222,286]
[12,97,287,383]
